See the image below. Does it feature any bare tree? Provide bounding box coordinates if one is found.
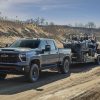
[86,22,96,28]
[40,18,45,25]
[45,21,48,26]
[79,23,84,27]
[68,24,72,27]
[0,12,2,20]
[49,22,54,25]
[34,17,40,26]
[0,12,1,16]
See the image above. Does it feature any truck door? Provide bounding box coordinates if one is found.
[46,40,59,67]
[39,40,48,67]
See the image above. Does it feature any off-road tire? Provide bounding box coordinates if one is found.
[59,59,70,74]
[27,64,39,83]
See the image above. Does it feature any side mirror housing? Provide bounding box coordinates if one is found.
[45,45,51,51]
[5,44,11,47]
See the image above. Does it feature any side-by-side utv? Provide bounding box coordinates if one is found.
[63,34,100,64]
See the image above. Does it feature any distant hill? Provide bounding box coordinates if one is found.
[40,25,100,41]
[0,19,49,47]
[0,20,49,38]
[0,19,100,46]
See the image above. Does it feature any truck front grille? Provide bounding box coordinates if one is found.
[0,53,20,63]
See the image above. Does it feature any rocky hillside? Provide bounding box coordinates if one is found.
[0,19,100,47]
[0,20,49,38]
[40,25,100,40]
[0,20,49,47]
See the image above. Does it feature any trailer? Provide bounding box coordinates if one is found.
[63,34,100,65]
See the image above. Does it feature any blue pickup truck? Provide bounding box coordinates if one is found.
[0,38,71,82]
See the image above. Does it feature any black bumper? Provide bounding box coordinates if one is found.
[0,64,30,75]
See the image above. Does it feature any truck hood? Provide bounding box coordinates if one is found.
[0,48,36,52]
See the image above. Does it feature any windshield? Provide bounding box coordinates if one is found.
[10,40,40,49]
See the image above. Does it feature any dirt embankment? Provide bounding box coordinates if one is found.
[0,64,99,100]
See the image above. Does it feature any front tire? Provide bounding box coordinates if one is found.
[59,59,70,74]
[27,64,39,82]
[0,74,7,79]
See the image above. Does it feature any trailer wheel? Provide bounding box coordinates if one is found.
[0,74,7,79]
[26,64,39,82]
[59,59,70,74]
[96,56,100,65]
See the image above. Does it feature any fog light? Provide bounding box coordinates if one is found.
[22,67,24,71]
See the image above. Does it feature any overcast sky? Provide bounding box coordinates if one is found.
[0,0,100,26]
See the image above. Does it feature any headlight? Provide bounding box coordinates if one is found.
[19,53,26,62]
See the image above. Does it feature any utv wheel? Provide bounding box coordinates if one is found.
[27,64,39,82]
[0,74,7,79]
[59,59,70,74]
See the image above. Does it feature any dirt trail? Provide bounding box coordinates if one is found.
[0,64,100,100]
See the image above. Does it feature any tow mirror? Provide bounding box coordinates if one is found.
[45,45,51,51]
[5,44,9,47]
[5,44,11,47]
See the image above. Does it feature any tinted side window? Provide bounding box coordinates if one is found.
[39,40,47,50]
[47,40,56,50]
[10,40,40,48]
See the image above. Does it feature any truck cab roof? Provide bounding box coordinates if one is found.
[19,38,54,41]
